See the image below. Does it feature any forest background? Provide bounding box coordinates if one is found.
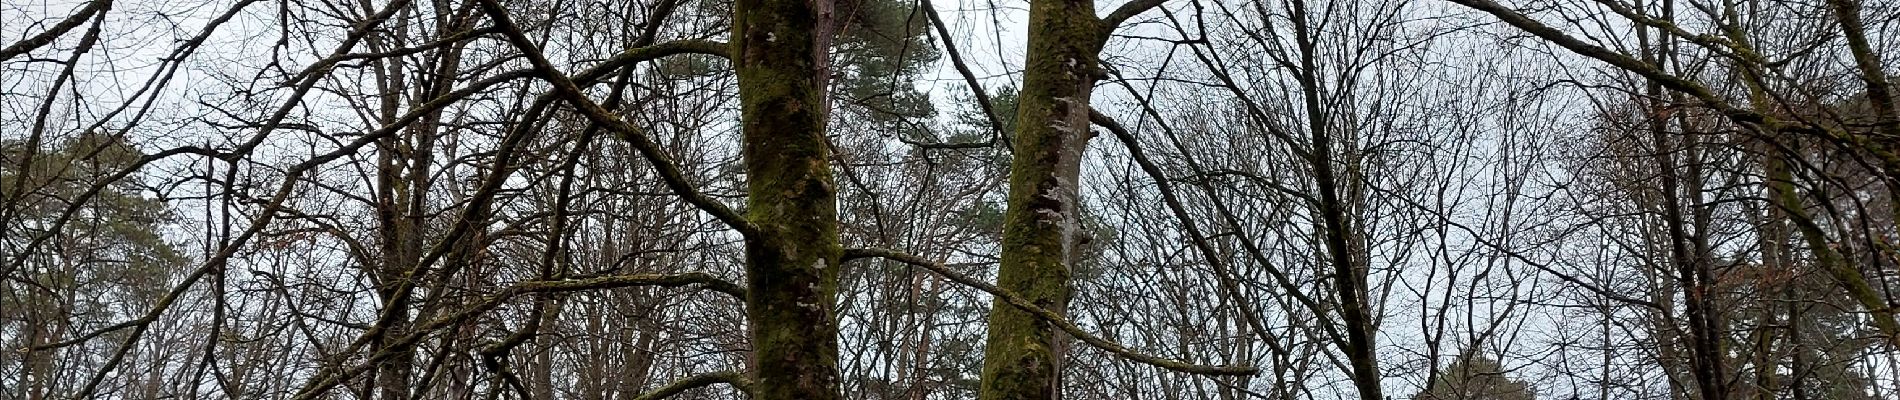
[3,0,1899,399]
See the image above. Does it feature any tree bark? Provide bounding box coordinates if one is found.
[980,1,1105,399]
[733,0,843,398]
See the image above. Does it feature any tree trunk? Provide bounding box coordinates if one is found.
[1283,1,1381,397]
[733,0,843,398]
[979,1,1104,399]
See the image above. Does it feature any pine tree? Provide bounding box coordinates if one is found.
[2,132,186,399]
[1415,352,1536,400]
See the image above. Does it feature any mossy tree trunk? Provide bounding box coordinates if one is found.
[1826,0,1899,137]
[1722,0,1900,343]
[733,0,843,398]
[980,1,1106,399]
[1825,0,1900,303]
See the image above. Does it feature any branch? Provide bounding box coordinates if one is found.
[1103,0,1168,30]
[0,0,111,61]
[842,248,1259,376]
[27,68,538,353]
[630,371,751,400]
[289,272,743,398]
[1444,1,1751,119]
[517,272,745,301]
[1088,108,1350,351]
[1358,180,1665,310]
[575,39,729,84]
[918,0,1005,149]
[475,0,760,238]
[1444,0,1900,200]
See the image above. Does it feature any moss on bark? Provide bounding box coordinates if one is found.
[733,0,844,398]
[979,1,1106,399]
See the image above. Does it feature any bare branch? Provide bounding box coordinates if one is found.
[842,248,1260,376]
[474,0,760,238]
[1103,0,1168,30]
[630,371,752,400]
[0,0,112,61]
